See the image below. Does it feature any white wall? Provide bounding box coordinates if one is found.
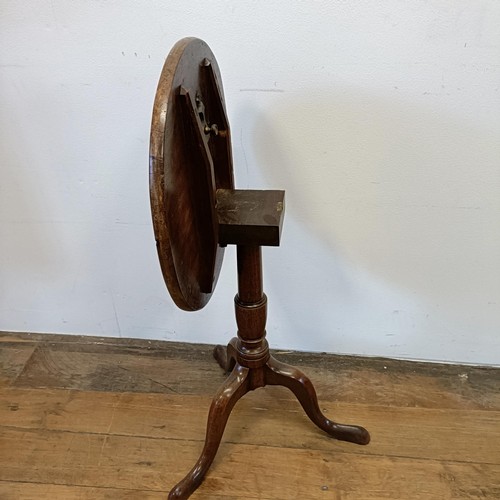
[1,1,499,365]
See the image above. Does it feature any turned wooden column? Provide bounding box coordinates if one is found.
[234,245,269,371]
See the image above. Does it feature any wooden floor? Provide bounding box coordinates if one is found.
[0,332,499,499]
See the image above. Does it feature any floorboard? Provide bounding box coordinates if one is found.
[0,331,499,499]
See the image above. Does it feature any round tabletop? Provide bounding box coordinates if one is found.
[149,38,234,311]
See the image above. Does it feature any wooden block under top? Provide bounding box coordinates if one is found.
[216,189,285,247]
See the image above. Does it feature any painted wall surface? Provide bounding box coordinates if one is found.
[1,1,499,365]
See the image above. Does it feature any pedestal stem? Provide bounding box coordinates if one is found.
[236,245,263,302]
[235,245,269,368]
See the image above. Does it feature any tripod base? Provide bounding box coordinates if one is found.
[168,339,370,499]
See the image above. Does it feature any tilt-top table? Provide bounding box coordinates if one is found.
[149,37,370,500]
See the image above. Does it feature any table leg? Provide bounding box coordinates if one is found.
[265,356,370,445]
[168,363,250,499]
[213,337,238,372]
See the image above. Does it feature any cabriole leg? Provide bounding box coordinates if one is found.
[265,356,370,445]
[168,363,250,499]
[213,337,238,372]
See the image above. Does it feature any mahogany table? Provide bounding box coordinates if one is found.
[149,37,370,500]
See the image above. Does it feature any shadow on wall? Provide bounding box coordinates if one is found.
[242,87,499,356]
